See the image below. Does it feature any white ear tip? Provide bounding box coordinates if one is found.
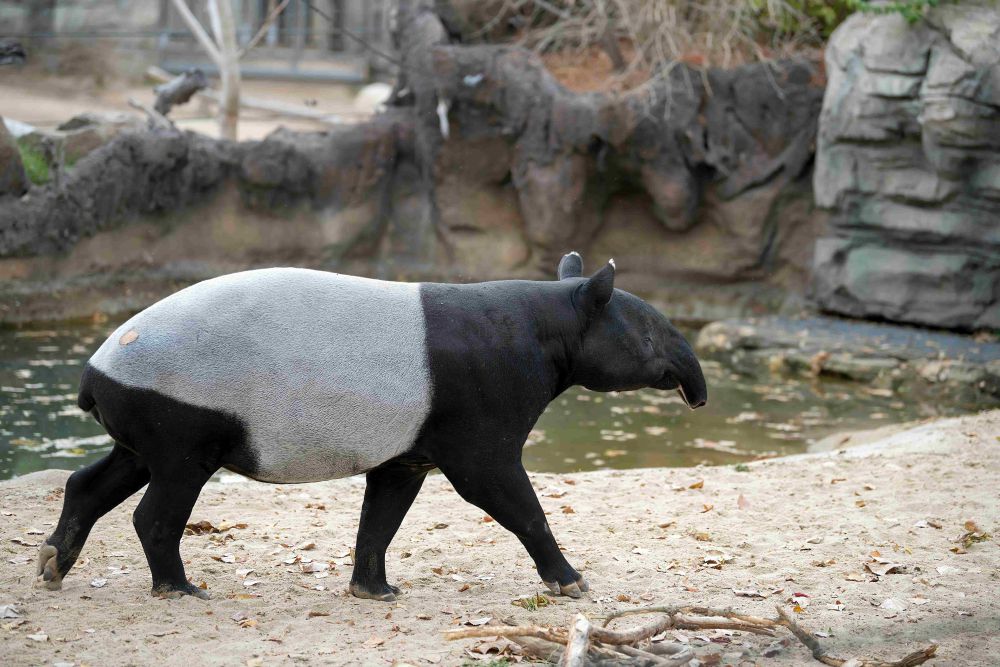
[608,258,616,269]
[569,251,581,258]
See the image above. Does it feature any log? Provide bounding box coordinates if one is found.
[153,69,208,116]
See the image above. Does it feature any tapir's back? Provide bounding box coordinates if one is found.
[88,268,432,482]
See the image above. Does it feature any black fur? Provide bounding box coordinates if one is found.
[78,364,255,476]
[362,263,706,597]
[48,365,256,597]
[410,279,590,592]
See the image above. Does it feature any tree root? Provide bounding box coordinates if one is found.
[443,602,939,666]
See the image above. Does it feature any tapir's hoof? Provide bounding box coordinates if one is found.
[544,577,589,599]
[152,582,211,600]
[35,544,63,591]
[349,581,401,602]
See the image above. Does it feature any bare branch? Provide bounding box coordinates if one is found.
[446,604,938,666]
[127,97,174,130]
[206,0,225,49]
[168,0,222,67]
[239,0,291,58]
[674,615,776,636]
[590,615,676,645]
[775,605,938,667]
[775,605,841,666]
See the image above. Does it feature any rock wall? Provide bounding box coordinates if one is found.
[423,44,825,286]
[813,4,1000,331]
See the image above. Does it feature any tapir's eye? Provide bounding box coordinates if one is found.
[642,336,653,349]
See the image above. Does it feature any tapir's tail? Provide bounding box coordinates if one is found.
[77,364,101,424]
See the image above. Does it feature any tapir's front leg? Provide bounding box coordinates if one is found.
[439,460,589,597]
[350,460,431,601]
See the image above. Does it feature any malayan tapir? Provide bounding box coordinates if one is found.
[37,252,707,601]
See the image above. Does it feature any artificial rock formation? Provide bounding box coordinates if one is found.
[422,41,824,283]
[813,3,1000,331]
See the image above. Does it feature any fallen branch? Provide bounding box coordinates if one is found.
[775,605,834,664]
[443,625,567,644]
[775,606,938,667]
[446,603,941,666]
[562,614,591,667]
[589,614,675,645]
[673,614,775,636]
[680,606,776,628]
[601,605,775,636]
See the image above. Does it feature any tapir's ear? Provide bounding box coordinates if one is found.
[557,251,583,280]
[576,259,615,315]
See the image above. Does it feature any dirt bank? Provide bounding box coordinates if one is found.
[1,412,998,666]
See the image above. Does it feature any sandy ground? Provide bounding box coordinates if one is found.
[1,412,998,666]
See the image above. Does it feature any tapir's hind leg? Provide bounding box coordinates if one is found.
[78,365,244,598]
[350,461,432,602]
[132,463,216,599]
[38,444,151,590]
[350,460,432,601]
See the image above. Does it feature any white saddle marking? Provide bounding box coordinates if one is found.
[90,268,432,482]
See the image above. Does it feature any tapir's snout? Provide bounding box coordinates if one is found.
[657,342,708,409]
[678,384,707,409]
[677,348,708,409]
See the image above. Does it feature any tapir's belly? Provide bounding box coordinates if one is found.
[88,268,432,482]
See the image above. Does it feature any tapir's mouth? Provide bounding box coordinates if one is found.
[655,365,707,409]
[669,374,707,410]
[677,385,697,409]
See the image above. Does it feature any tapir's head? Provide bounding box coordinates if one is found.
[558,252,707,409]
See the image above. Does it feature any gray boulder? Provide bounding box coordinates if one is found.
[813,5,1000,331]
